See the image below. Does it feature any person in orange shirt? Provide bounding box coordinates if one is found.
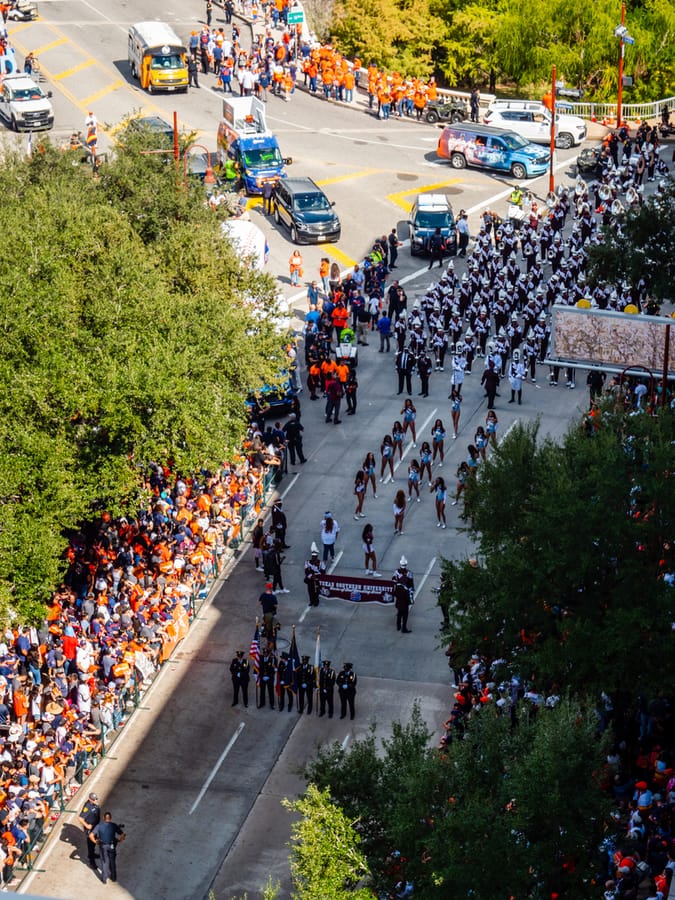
[414,89,427,120]
[344,68,355,103]
[289,249,303,286]
[353,56,362,88]
[331,302,349,340]
[319,257,330,296]
[427,76,438,101]
[322,66,334,100]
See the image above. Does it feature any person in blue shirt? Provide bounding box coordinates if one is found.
[377,313,391,352]
[91,812,125,884]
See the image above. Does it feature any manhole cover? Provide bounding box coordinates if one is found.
[397,173,418,182]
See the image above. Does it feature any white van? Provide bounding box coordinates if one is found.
[484,99,586,149]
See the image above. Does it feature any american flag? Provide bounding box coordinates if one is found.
[249,623,260,685]
[289,626,301,694]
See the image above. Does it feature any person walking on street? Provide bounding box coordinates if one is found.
[319,659,336,717]
[78,792,100,868]
[508,349,526,405]
[262,179,276,215]
[470,87,480,122]
[485,410,498,449]
[419,441,433,485]
[456,211,470,257]
[271,499,289,548]
[277,652,294,711]
[427,227,444,269]
[431,476,447,527]
[187,54,200,89]
[320,512,340,562]
[258,583,278,641]
[230,650,250,707]
[388,227,401,268]
[395,345,414,395]
[380,434,395,483]
[324,373,343,424]
[407,459,421,502]
[377,311,391,352]
[90,812,125,884]
[401,399,417,445]
[284,414,306,465]
[417,349,432,397]
[337,662,357,719]
[393,489,406,535]
[362,522,381,576]
[304,544,323,607]
[363,452,378,498]
[345,369,358,416]
[481,360,500,410]
[205,0,213,26]
[257,645,277,708]
[431,418,446,467]
[289,249,303,287]
[394,580,412,633]
[450,388,461,439]
[354,469,366,519]
[297,655,316,714]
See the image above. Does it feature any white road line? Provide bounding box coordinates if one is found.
[280,472,301,499]
[393,408,438,473]
[415,556,438,598]
[299,605,311,623]
[341,734,351,750]
[189,722,246,815]
[328,550,343,574]
[499,418,520,446]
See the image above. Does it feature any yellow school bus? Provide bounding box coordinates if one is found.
[128,22,188,94]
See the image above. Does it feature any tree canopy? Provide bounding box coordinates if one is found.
[587,181,675,303]
[441,410,675,705]
[302,702,610,898]
[327,0,674,99]
[0,135,285,620]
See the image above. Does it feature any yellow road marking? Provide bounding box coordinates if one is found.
[325,245,357,268]
[81,80,124,107]
[9,23,172,126]
[315,168,377,187]
[387,178,463,212]
[32,36,67,55]
[6,21,34,37]
[53,59,96,81]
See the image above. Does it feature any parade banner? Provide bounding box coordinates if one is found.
[549,305,675,375]
[318,574,395,605]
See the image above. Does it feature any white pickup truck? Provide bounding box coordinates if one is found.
[0,73,54,132]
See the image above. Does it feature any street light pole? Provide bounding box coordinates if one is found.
[549,64,556,195]
[616,1,626,128]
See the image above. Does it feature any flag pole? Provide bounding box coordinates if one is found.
[254,617,260,709]
[314,625,321,716]
[292,624,299,712]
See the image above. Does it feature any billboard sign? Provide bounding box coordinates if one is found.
[548,305,675,376]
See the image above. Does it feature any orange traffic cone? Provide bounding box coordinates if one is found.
[591,113,596,122]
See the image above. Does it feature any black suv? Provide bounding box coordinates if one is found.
[424,98,468,125]
[273,177,341,244]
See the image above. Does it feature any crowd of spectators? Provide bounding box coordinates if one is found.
[0,441,279,888]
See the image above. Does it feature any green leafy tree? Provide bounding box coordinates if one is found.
[282,784,371,899]
[302,702,609,898]
[440,412,675,704]
[0,139,285,620]
[587,181,675,304]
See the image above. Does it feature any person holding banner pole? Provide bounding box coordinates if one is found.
[314,626,321,716]
[319,659,336,718]
[249,620,261,710]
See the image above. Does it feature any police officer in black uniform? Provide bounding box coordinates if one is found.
[297,655,316,714]
[337,662,357,720]
[277,651,294,711]
[90,811,125,884]
[258,646,277,709]
[230,650,250,708]
[77,791,100,868]
[319,659,336,718]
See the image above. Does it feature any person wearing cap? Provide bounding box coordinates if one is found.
[304,544,324,607]
[276,652,294,712]
[283,414,306,466]
[315,660,336,719]
[337,662,357,720]
[78,791,101,867]
[257,645,277,709]
[90,811,125,884]
[297,655,316,715]
[229,650,250,708]
[258,583,278,641]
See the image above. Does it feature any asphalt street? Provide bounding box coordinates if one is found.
[11,2,599,898]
